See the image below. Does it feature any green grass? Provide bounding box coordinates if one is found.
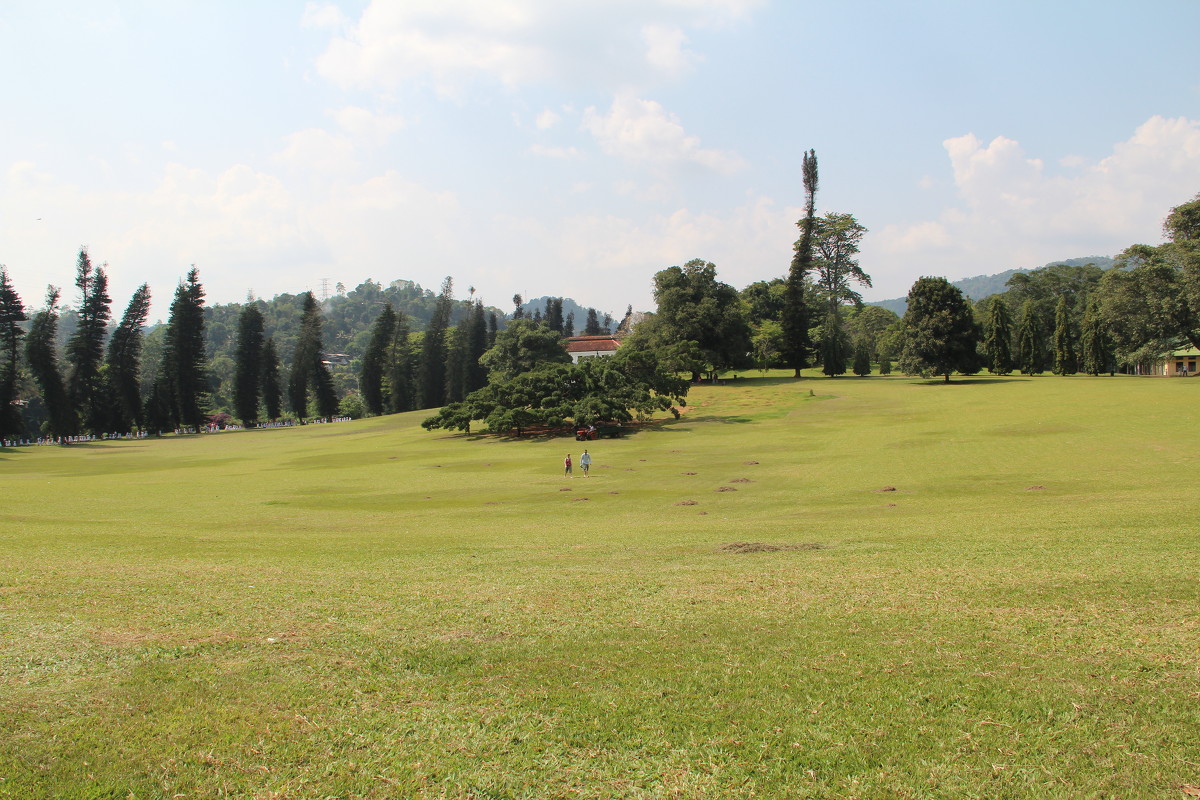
[2,373,1199,799]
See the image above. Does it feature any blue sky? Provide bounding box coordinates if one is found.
[2,1,1199,321]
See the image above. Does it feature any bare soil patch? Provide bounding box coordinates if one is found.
[719,542,829,553]
[675,500,698,506]
[876,486,897,493]
[716,486,737,492]
[1027,485,1046,490]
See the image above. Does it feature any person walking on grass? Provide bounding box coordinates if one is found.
[564,453,572,476]
[580,449,592,477]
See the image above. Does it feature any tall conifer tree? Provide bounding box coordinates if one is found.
[104,283,151,431]
[25,288,75,437]
[0,267,27,439]
[66,249,112,432]
[165,267,208,430]
[261,337,283,421]
[419,278,453,409]
[984,297,1015,375]
[233,303,266,426]
[1016,302,1045,375]
[361,304,396,415]
[1053,296,1077,375]
[783,149,818,376]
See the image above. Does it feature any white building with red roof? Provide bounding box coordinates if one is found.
[564,335,621,363]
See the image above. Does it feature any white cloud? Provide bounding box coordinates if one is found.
[330,106,406,143]
[869,116,1200,296]
[641,24,697,75]
[535,109,561,130]
[310,0,760,94]
[582,95,745,173]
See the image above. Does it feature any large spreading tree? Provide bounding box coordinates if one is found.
[897,277,981,382]
[643,259,751,381]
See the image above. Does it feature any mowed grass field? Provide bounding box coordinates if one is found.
[1,373,1198,799]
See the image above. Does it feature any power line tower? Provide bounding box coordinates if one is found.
[319,278,331,302]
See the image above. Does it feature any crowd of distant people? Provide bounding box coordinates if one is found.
[0,415,354,448]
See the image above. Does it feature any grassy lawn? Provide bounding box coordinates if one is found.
[2,373,1198,799]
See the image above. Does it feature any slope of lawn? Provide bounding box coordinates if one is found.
[1,373,1198,799]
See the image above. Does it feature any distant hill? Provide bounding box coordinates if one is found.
[870,256,1116,315]
[519,296,619,332]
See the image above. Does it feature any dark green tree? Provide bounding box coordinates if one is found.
[1016,302,1046,375]
[851,339,871,376]
[25,288,75,437]
[984,296,1015,375]
[647,258,752,381]
[261,337,283,421]
[288,292,338,420]
[65,249,112,432]
[360,304,396,415]
[233,303,266,425]
[386,310,414,413]
[583,308,602,335]
[165,267,208,431]
[0,267,27,439]
[820,310,850,377]
[1079,300,1115,376]
[897,277,982,383]
[419,278,454,409]
[782,149,818,376]
[1052,296,1077,375]
[479,318,572,382]
[103,283,151,431]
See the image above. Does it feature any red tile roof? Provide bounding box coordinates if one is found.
[565,335,621,353]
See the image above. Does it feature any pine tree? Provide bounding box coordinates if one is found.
[1079,301,1114,376]
[165,268,208,430]
[289,292,338,420]
[65,250,112,432]
[419,278,453,409]
[25,287,75,437]
[564,310,575,338]
[104,283,151,431]
[361,304,396,415]
[852,340,872,376]
[984,297,1015,375]
[1053,296,1077,375]
[466,300,488,394]
[584,308,602,335]
[261,337,283,420]
[386,310,413,413]
[233,303,266,425]
[821,311,849,376]
[1016,302,1045,375]
[782,149,818,376]
[0,267,27,439]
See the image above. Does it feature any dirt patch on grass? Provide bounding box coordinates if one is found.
[675,500,699,506]
[719,542,828,553]
[875,486,897,493]
[731,477,752,483]
[1027,485,1046,490]
[716,486,737,492]
[744,460,759,465]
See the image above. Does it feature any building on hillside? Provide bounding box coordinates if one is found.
[322,353,351,366]
[564,335,621,363]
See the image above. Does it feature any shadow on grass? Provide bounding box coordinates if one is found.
[909,377,1033,386]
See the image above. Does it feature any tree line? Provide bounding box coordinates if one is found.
[2,162,1197,441]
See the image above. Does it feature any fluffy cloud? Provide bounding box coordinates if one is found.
[310,0,761,94]
[582,95,745,174]
[870,116,1200,295]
